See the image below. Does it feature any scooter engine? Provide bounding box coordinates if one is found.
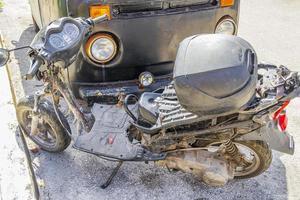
[156,149,234,186]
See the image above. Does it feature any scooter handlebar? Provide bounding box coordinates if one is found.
[92,14,108,24]
[86,14,108,27]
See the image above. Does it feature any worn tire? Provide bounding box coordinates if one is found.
[234,141,272,179]
[32,15,40,33]
[16,96,71,152]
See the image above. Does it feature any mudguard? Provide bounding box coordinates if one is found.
[237,121,294,155]
[238,80,300,155]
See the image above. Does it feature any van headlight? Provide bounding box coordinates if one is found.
[86,33,117,64]
[139,72,154,87]
[215,18,237,35]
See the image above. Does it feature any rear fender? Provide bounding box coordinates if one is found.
[237,121,294,155]
[239,72,300,155]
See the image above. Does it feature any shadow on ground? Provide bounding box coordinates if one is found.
[11,26,42,96]
[11,26,290,200]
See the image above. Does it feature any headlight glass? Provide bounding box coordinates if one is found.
[215,18,236,35]
[87,34,117,64]
[139,72,154,87]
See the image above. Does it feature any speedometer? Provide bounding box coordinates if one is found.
[49,34,67,49]
[47,21,81,50]
[37,17,85,66]
[63,23,80,40]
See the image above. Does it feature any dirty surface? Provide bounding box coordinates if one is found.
[0,0,300,199]
[0,38,32,199]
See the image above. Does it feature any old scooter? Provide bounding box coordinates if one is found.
[0,14,298,187]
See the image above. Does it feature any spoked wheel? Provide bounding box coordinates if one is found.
[208,141,272,179]
[16,96,71,152]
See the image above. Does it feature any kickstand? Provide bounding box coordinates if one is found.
[101,161,123,189]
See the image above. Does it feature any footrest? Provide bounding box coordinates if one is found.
[73,104,165,161]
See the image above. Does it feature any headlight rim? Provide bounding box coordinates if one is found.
[85,33,118,64]
[215,17,237,35]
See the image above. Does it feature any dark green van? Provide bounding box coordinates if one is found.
[30,0,240,103]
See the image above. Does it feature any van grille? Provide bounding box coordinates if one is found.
[112,0,216,16]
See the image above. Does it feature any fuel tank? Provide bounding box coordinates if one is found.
[173,34,258,116]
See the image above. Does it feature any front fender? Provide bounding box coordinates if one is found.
[237,121,295,155]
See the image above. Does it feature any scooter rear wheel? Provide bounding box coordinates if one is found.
[233,141,272,179]
[16,96,71,152]
[207,140,272,178]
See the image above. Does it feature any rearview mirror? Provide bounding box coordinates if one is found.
[0,48,10,67]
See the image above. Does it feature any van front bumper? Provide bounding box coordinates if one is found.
[78,74,172,103]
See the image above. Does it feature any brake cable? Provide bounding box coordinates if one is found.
[124,94,138,122]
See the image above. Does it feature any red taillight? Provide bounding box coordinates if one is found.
[273,100,290,132]
[273,100,290,120]
[277,111,288,132]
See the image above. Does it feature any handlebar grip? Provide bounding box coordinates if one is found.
[88,14,108,26]
[24,58,43,80]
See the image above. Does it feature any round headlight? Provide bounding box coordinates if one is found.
[215,18,237,35]
[86,34,117,64]
[139,72,154,87]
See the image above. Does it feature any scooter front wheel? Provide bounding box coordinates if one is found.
[16,96,71,152]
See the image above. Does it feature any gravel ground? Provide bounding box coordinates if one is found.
[0,0,300,199]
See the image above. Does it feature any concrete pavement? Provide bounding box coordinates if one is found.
[0,36,32,199]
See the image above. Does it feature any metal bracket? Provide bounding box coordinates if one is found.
[30,91,45,136]
[100,161,123,189]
